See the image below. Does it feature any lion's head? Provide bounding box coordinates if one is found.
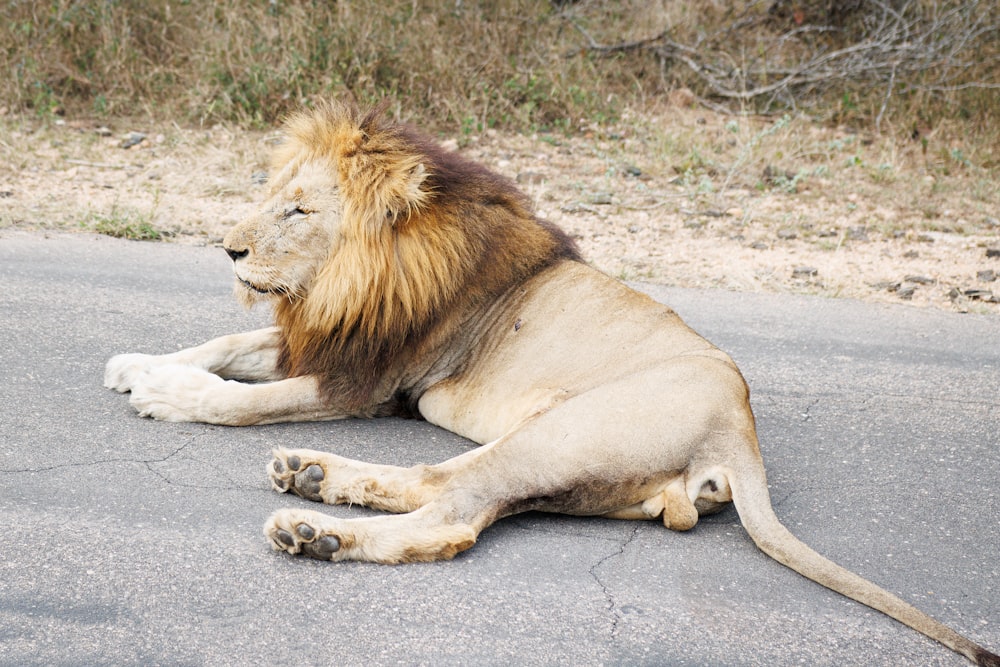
[223,101,579,410]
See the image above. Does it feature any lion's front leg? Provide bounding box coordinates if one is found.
[128,370,346,425]
[264,505,478,564]
[104,326,284,393]
[268,447,447,512]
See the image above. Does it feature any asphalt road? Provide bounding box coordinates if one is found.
[1,230,997,666]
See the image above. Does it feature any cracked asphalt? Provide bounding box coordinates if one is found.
[1,230,998,666]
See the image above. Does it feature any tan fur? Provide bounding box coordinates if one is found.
[105,102,998,667]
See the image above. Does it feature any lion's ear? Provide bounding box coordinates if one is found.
[393,162,428,221]
[341,147,431,231]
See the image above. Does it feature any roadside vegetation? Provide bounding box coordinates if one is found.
[3,1,997,136]
[1,1,997,310]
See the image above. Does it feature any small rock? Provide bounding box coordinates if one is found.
[95,126,112,137]
[250,171,268,185]
[904,275,935,285]
[977,270,997,282]
[0,190,12,198]
[121,132,146,149]
[916,234,935,243]
[817,229,837,238]
[776,228,797,240]
[872,281,900,291]
[624,165,642,177]
[964,289,997,302]
[627,225,640,234]
[589,192,613,205]
[902,250,919,259]
[792,266,818,278]
[895,284,917,300]
[750,241,768,250]
[986,248,1000,258]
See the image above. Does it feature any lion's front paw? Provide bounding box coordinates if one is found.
[268,449,329,501]
[264,509,344,561]
[104,353,160,393]
[129,363,228,422]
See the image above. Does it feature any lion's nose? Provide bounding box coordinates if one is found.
[225,246,249,262]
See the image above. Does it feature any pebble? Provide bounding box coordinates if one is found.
[792,266,818,278]
[776,229,797,240]
[903,275,935,285]
[250,171,268,185]
[121,132,146,149]
[964,289,999,303]
[987,248,1000,258]
[977,269,997,282]
[589,192,613,205]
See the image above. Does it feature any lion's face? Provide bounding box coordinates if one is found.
[223,161,342,307]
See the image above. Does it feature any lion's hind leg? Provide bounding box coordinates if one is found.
[264,505,478,563]
[268,448,449,514]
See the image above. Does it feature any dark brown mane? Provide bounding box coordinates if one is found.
[270,102,580,413]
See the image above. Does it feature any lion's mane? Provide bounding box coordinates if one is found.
[269,101,580,413]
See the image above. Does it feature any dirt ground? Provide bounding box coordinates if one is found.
[2,108,998,314]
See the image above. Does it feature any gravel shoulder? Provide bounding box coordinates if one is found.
[2,109,998,313]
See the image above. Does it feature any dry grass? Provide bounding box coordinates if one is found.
[2,1,997,144]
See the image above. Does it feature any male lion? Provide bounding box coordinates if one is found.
[105,102,998,666]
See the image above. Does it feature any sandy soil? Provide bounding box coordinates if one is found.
[2,108,998,314]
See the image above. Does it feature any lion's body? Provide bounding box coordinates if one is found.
[104,102,998,666]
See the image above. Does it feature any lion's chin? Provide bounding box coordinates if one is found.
[233,279,275,309]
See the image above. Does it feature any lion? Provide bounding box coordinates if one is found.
[104,101,998,666]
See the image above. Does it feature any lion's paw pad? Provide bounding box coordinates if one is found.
[269,451,325,501]
[265,511,341,560]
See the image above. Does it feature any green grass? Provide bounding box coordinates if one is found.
[86,202,165,241]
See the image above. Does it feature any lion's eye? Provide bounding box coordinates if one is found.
[284,206,311,220]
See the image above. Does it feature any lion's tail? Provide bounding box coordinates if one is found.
[726,454,999,667]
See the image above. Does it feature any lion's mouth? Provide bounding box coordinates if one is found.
[238,277,278,295]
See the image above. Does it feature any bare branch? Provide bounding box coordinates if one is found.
[565,0,1000,113]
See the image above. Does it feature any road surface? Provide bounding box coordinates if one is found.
[1,231,997,666]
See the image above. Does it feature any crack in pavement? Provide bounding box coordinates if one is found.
[0,430,262,492]
[588,522,641,640]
